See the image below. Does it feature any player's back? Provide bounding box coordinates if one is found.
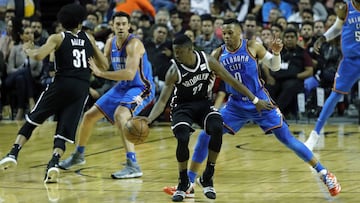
[341,2,360,58]
[55,31,94,82]
[171,50,215,104]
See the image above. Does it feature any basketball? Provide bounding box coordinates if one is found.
[124,117,149,144]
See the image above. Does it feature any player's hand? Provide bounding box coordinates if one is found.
[255,99,273,113]
[269,35,283,55]
[313,36,326,54]
[88,57,103,77]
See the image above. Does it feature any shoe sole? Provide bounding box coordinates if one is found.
[0,157,17,170]
[44,167,60,183]
[163,186,195,198]
[58,160,86,170]
[111,172,143,179]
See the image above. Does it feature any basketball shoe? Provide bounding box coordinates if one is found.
[111,158,143,179]
[304,130,319,151]
[196,176,216,199]
[58,151,85,170]
[0,154,17,170]
[172,180,194,202]
[163,185,195,198]
[44,156,60,184]
[320,170,341,196]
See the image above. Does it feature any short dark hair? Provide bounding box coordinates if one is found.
[57,3,86,30]
[200,14,213,23]
[173,34,192,47]
[112,11,131,22]
[284,28,298,37]
[223,18,241,27]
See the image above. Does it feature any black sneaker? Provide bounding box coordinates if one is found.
[44,158,60,184]
[196,176,216,199]
[172,181,193,202]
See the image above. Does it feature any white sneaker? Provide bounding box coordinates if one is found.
[0,155,17,170]
[304,130,319,151]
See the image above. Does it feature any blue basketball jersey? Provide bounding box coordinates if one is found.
[110,34,154,90]
[219,39,264,101]
[341,1,360,58]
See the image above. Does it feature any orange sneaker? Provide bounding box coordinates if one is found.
[320,170,341,196]
[163,185,195,198]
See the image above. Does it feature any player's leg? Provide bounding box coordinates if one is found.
[171,123,193,202]
[305,58,360,150]
[111,87,154,179]
[59,88,116,170]
[111,105,144,179]
[0,84,58,170]
[272,124,341,196]
[45,91,88,183]
[196,109,223,200]
[58,105,104,170]
[164,102,245,197]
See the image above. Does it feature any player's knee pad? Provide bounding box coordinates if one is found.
[53,138,66,151]
[18,122,37,140]
[205,113,223,138]
[173,124,191,143]
[173,125,191,162]
[205,114,223,153]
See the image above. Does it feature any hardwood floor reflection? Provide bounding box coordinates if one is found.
[0,120,359,202]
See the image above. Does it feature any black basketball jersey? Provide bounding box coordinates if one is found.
[54,31,94,82]
[170,50,215,105]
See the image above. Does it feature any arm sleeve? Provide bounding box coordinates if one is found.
[323,17,343,41]
[260,51,281,71]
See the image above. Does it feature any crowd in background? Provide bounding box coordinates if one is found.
[0,0,356,122]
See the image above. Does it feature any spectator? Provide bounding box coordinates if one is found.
[265,28,313,118]
[223,0,250,22]
[6,21,42,120]
[144,23,172,100]
[30,17,48,46]
[287,0,321,23]
[169,9,185,38]
[189,14,202,38]
[262,0,293,26]
[176,0,194,30]
[195,14,223,55]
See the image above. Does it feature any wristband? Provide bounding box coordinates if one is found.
[252,97,259,104]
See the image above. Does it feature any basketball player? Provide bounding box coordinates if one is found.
[145,34,273,202]
[0,3,108,183]
[59,11,155,179]
[305,1,360,151]
[163,19,341,198]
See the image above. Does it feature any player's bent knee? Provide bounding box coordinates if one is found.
[205,114,223,137]
[173,124,191,142]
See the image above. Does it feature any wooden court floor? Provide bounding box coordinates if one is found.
[0,120,359,203]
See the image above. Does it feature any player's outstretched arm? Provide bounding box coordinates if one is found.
[24,34,61,61]
[147,64,178,124]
